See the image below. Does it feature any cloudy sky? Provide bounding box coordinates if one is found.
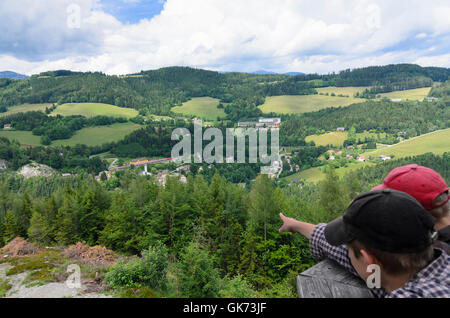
[1,0,450,75]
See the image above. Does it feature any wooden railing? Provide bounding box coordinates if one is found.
[297,259,375,298]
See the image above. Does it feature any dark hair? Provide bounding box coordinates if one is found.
[347,240,434,275]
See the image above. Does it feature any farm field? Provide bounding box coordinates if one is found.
[283,161,376,184]
[171,97,226,121]
[0,103,52,117]
[362,128,450,158]
[0,122,142,147]
[305,132,348,147]
[0,130,41,146]
[52,122,143,147]
[259,94,364,114]
[377,87,432,101]
[51,103,138,119]
[287,129,450,184]
[316,86,370,97]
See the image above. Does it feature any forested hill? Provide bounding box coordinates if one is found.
[0,64,449,118]
[299,63,450,85]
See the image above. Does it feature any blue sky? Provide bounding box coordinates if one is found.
[0,0,449,75]
[99,0,165,24]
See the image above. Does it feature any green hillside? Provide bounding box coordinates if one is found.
[51,103,138,119]
[171,97,226,120]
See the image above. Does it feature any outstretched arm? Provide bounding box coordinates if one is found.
[278,213,316,239]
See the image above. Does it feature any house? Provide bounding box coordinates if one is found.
[327,150,336,154]
[336,127,345,132]
[130,158,149,167]
[238,122,257,127]
[336,151,343,155]
[180,175,187,184]
[425,97,438,102]
[329,156,335,161]
[347,145,354,150]
[3,124,11,130]
[346,155,353,160]
[357,155,366,162]
[379,155,391,161]
[61,173,72,178]
[391,98,402,102]
[176,165,191,172]
[259,117,281,127]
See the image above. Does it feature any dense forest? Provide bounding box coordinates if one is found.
[0,152,448,297]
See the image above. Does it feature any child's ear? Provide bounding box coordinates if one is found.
[360,249,378,266]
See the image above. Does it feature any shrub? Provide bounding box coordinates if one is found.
[105,241,169,292]
[219,275,257,298]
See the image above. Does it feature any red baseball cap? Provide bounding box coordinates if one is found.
[372,164,449,210]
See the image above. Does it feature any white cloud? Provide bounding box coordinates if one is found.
[1,0,450,75]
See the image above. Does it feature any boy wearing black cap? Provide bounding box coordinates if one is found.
[279,189,450,298]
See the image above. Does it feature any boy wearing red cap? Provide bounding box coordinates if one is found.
[372,164,449,253]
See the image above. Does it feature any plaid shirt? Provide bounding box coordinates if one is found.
[310,223,450,298]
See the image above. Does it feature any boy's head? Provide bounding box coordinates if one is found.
[325,190,438,281]
[372,164,449,214]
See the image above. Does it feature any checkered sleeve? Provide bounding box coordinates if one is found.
[308,223,389,298]
[309,223,358,275]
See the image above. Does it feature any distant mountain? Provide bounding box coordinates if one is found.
[0,71,28,79]
[252,70,278,75]
[285,72,306,76]
[252,70,306,76]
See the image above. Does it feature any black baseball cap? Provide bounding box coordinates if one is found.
[325,189,438,253]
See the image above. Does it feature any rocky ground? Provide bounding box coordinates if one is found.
[0,263,113,298]
[0,238,116,298]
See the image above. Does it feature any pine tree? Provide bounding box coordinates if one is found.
[28,211,49,247]
[176,241,222,298]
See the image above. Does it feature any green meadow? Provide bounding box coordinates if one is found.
[51,103,138,119]
[171,97,226,121]
[52,122,143,147]
[286,129,450,184]
[0,130,41,146]
[362,128,450,158]
[259,94,363,114]
[305,132,348,147]
[0,103,52,117]
[378,87,432,101]
[316,86,370,97]
[0,122,142,147]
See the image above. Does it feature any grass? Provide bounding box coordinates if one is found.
[283,161,376,184]
[0,278,12,297]
[316,86,370,97]
[0,123,142,147]
[0,103,51,117]
[171,97,226,121]
[377,87,432,101]
[0,130,42,146]
[259,94,363,114]
[305,132,348,147]
[51,103,138,119]
[52,122,143,147]
[362,128,450,158]
[285,129,450,184]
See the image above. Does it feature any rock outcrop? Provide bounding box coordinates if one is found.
[18,163,56,179]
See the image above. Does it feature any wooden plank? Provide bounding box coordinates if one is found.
[297,259,375,298]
